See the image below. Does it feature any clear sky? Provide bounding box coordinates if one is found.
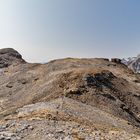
[0,0,140,62]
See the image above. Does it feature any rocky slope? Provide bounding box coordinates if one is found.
[0,48,140,140]
[122,54,140,73]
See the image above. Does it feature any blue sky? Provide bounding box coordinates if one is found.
[0,0,140,62]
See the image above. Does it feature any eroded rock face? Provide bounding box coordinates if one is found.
[0,48,25,68]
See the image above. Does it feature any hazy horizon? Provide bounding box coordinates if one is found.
[0,0,140,62]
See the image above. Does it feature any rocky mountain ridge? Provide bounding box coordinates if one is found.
[0,48,140,140]
[122,54,140,73]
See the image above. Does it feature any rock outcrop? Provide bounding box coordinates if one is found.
[0,48,25,68]
[111,58,122,64]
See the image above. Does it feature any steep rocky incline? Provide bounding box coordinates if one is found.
[0,48,140,139]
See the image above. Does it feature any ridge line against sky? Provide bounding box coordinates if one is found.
[0,0,140,62]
